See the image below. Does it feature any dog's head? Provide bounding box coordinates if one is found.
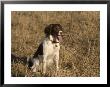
[44,24,63,43]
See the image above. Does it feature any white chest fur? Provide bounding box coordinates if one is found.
[43,39,60,56]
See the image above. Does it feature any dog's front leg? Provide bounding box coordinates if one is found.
[54,54,59,76]
[43,55,47,74]
[55,53,59,73]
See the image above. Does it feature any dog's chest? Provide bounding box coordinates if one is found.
[43,40,60,55]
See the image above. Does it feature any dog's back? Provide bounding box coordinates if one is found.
[33,43,43,58]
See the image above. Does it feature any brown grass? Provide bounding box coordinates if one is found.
[11,11,100,77]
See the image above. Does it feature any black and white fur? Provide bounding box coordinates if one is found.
[27,24,63,74]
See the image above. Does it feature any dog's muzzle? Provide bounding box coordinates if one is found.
[57,35,62,43]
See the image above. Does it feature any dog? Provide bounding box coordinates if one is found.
[27,24,63,75]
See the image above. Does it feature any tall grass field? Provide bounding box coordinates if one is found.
[11,11,100,77]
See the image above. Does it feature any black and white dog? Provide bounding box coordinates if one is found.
[27,24,63,74]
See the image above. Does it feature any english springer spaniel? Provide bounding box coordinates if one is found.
[27,24,63,75]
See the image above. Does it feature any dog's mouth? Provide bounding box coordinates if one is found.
[57,35,62,43]
[50,31,63,43]
[51,35,63,43]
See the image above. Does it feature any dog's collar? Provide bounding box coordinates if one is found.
[52,41,59,43]
[49,40,59,43]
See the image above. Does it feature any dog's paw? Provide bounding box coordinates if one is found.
[32,67,36,72]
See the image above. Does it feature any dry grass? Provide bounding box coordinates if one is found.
[11,11,100,77]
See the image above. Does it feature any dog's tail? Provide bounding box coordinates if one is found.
[25,56,33,77]
[27,56,34,69]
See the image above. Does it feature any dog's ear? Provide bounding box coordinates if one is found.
[44,24,53,37]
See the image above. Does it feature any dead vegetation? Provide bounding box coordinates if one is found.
[11,11,100,77]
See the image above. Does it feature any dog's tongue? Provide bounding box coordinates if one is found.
[58,36,62,42]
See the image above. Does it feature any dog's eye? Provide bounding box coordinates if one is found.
[59,32,62,35]
[60,32,62,34]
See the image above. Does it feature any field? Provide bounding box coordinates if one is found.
[11,11,100,77]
